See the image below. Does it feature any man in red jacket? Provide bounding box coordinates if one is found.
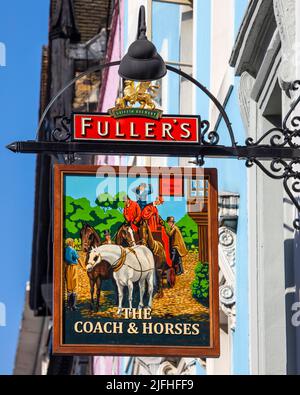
[141,197,172,267]
[123,196,141,232]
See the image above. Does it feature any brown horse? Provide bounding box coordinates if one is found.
[80,223,101,252]
[139,220,174,297]
[115,223,138,247]
[80,224,113,311]
[80,223,137,311]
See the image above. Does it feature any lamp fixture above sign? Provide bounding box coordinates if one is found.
[118,6,167,81]
[6,6,300,230]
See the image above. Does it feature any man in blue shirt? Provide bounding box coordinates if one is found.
[64,238,85,310]
[132,183,152,210]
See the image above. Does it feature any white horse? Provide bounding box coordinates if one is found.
[87,244,155,314]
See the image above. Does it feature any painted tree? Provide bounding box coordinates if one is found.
[176,214,198,250]
[64,193,127,240]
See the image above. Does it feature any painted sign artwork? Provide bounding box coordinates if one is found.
[53,165,219,357]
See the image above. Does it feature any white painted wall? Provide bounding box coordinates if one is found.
[126,0,150,49]
[206,327,231,375]
[209,0,235,126]
[297,0,300,78]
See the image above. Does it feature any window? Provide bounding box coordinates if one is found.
[190,179,209,198]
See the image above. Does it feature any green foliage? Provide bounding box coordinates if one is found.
[115,191,127,208]
[70,208,94,222]
[65,196,75,216]
[176,214,198,250]
[191,262,209,307]
[73,238,82,251]
[190,244,199,255]
[64,194,126,240]
[65,218,79,236]
[95,193,115,208]
[94,209,124,237]
[95,191,126,211]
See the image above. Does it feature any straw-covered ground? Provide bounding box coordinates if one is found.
[64,250,209,322]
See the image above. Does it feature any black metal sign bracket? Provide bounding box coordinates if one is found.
[6,61,300,230]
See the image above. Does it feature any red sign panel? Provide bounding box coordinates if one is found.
[159,175,184,197]
[73,113,200,144]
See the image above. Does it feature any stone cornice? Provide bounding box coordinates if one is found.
[230,0,276,77]
[238,71,255,132]
[273,0,296,92]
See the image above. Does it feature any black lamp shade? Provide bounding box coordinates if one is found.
[118,6,167,81]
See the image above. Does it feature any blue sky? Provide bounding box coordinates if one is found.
[65,174,187,220]
[0,1,49,374]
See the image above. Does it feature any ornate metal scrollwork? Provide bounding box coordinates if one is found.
[51,116,75,165]
[246,80,300,149]
[246,157,300,230]
[52,116,72,142]
[200,120,220,146]
[245,80,300,230]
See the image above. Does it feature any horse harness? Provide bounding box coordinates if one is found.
[112,246,153,282]
[112,246,127,272]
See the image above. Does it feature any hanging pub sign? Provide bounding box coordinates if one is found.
[53,165,220,357]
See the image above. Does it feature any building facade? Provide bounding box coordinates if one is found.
[230,0,300,375]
